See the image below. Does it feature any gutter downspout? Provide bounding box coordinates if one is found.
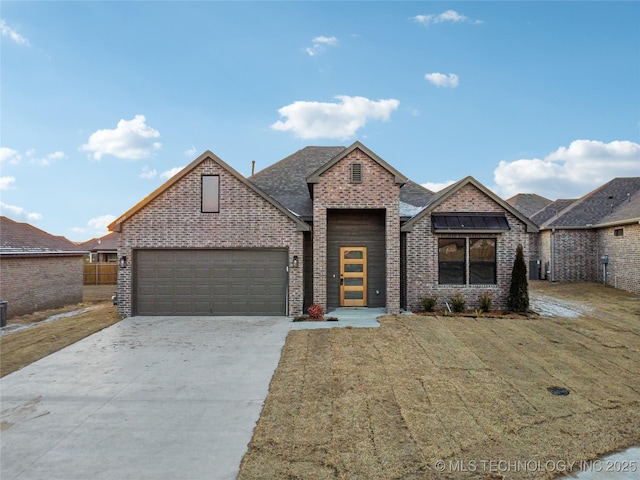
[550,228,556,283]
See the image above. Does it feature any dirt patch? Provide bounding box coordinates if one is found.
[0,286,121,377]
[238,281,640,479]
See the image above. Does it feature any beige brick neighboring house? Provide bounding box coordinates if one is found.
[0,216,86,319]
[108,142,541,318]
[532,178,640,295]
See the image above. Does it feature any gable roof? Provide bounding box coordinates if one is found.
[401,176,539,233]
[399,180,434,208]
[540,177,640,229]
[108,150,311,232]
[506,193,552,218]
[78,232,118,252]
[529,199,577,226]
[306,141,408,185]
[1,216,86,256]
[250,146,346,218]
[250,144,429,219]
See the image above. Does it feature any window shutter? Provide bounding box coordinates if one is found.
[351,163,362,183]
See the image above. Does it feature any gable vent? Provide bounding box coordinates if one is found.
[351,163,362,183]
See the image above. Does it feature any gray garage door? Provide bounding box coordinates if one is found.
[134,249,288,316]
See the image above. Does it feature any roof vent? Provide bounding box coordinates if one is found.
[351,163,362,183]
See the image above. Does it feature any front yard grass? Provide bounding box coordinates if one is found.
[239,282,640,479]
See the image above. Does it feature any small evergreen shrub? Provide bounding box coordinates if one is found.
[419,295,438,312]
[507,244,529,312]
[478,292,493,313]
[450,293,466,313]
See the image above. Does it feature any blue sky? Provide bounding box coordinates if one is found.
[1,1,639,242]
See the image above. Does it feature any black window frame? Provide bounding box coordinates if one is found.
[201,175,220,213]
[437,237,498,285]
[469,238,497,285]
[614,228,624,237]
[438,238,466,285]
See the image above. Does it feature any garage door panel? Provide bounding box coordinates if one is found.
[154,285,174,296]
[135,249,287,316]
[174,285,192,295]
[193,284,209,295]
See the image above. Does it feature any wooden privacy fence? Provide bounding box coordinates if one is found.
[84,263,118,285]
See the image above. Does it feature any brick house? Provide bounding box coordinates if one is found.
[78,232,118,264]
[108,142,538,317]
[532,177,640,295]
[0,216,86,319]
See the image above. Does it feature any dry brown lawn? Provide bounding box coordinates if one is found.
[0,286,121,377]
[239,282,640,479]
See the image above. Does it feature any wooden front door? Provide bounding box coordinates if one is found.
[340,247,368,307]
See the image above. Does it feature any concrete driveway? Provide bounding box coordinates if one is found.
[0,316,295,480]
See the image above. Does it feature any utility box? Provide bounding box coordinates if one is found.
[0,301,7,327]
[529,260,541,280]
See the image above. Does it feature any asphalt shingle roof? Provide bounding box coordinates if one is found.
[250,146,346,217]
[506,193,552,218]
[1,216,86,255]
[249,146,434,218]
[77,232,118,252]
[541,178,640,228]
[529,199,577,226]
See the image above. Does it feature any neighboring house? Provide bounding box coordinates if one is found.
[535,178,640,295]
[0,216,86,318]
[78,232,118,263]
[506,193,552,218]
[78,232,119,285]
[108,142,538,317]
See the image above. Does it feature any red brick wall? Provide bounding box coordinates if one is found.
[0,255,84,318]
[312,148,401,313]
[116,157,305,317]
[405,184,535,311]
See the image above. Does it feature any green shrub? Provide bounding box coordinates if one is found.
[419,295,438,312]
[450,293,466,313]
[478,292,493,313]
[507,244,529,312]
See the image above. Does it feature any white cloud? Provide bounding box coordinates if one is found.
[0,176,16,190]
[184,146,197,157]
[87,214,116,232]
[413,10,482,27]
[0,19,30,46]
[160,166,185,179]
[0,201,42,221]
[139,165,157,179]
[305,35,338,56]
[81,114,161,160]
[421,180,456,192]
[71,214,116,239]
[425,72,459,88]
[0,147,21,164]
[271,95,400,140]
[493,140,640,199]
[31,150,66,166]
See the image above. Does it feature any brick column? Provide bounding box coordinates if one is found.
[312,206,328,311]
[385,205,400,314]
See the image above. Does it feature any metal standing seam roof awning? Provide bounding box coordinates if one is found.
[432,213,510,232]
